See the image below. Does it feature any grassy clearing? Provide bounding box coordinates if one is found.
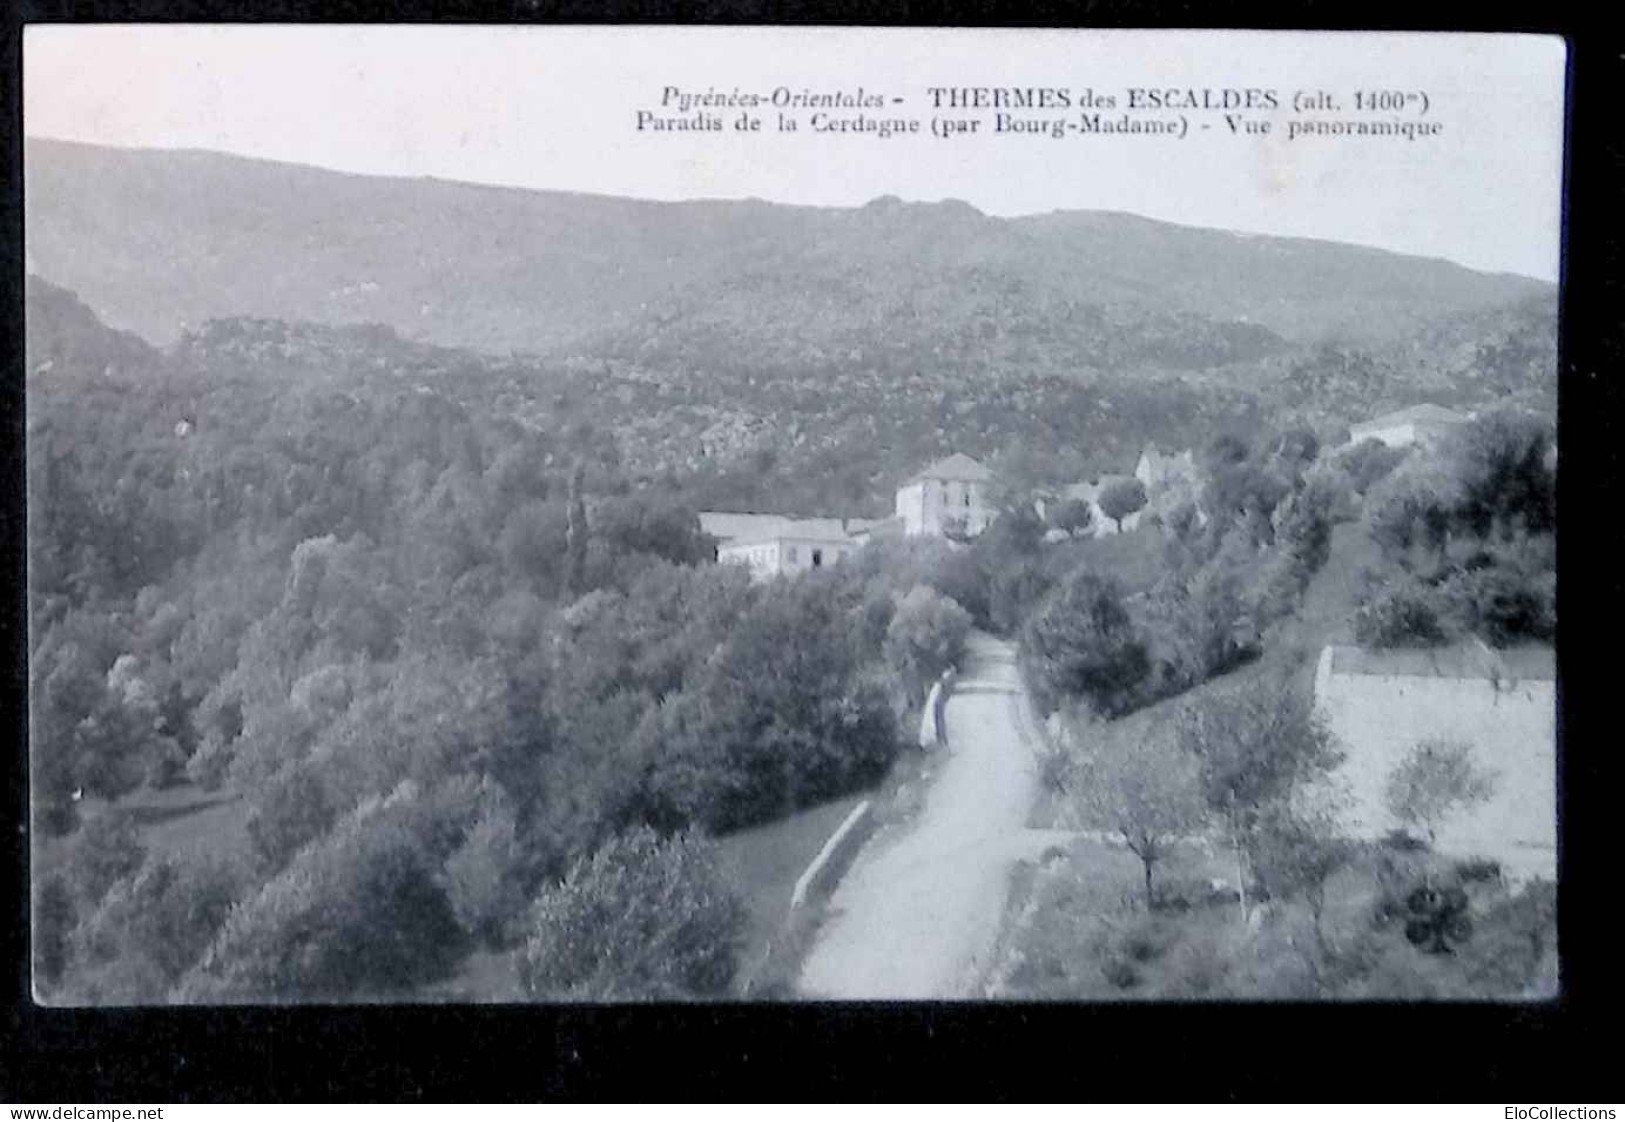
[997,834,1556,1001]
[716,790,868,991]
[34,782,253,880]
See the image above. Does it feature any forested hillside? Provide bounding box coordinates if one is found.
[27,278,952,1002]
[24,134,1560,1003]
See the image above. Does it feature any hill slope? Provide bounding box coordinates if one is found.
[26,138,1550,355]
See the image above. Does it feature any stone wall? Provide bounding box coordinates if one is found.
[1313,646,1556,881]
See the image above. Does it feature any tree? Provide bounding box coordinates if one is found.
[69,853,241,997]
[1252,792,1355,952]
[179,789,468,1002]
[33,873,77,993]
[1354,580,1450,649]
[1073,726,1207,909]
[1047,497,1095,537]
[1098,478,1148,532]
[1384,737,1497,845]
[443,791,528,945]
[1338,438,1408,495]
[1451,410,1555,541]
[563,461,589,597]
[519,827,748,1001]
[1176,678,1344,920]
[66,812,148,908]
[1369,475,1455,569]
[246,760,341,874]
[1024,570,1150,718]
[883,585,972,705]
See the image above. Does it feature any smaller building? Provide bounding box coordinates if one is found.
[1347,404,1471,449]
[1134,445,1197,493]
[717,518,860,582]
[894,453,995,539]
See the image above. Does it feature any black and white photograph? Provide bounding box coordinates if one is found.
[22,26,1564,1005]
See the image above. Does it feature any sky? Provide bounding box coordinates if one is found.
[24,26,1567,281]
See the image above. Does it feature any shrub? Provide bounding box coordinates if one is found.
[1100,956,1141,990]
[72,853,241,989]
[519,827,747,1001]
[883,585,972,705]
[1167,934,1232,997]
[66,811,147,908]
[1384,737,1498,846]
[179,789,467,1001]
[1024,570,1151,718]
[1338,438,1408,495]
[1454,857,1503,884]
[1354,580,1450,649]
[1439,563,1555,646]
[1098,479,1149,532]
[1454,879,1556,995]
[33,873,77,992]
[443,796,527,945]
[143,735,188,790]
[1047,497,1095,537]
[246,759,340,874]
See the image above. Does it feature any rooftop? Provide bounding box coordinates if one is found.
[1353,403,1471,430]
[904,452,993,485]
[697,512,793,541]
[718,517,856,549]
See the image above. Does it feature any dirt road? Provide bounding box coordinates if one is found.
[796,631,1046,999]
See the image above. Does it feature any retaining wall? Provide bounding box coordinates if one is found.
[1313,647,1556,881]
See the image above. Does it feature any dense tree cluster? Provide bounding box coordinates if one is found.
[1356,411,1556,649]
[27,293,926,1002]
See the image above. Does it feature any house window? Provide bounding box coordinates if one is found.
[812,549,823,567]
[963,492,971,507]
[787,546,798,563]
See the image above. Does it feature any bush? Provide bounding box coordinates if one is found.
[179,788,467,1001]
[1354,580,1450,649]
[1454,879,1556,995]
[66,812,147,908]
[1454,857,1503,884]
[1024,570,1151,718]
[1439,563,1555,646]
[443,796,528,945]
[246,759,340,874]
[883,585,972,705]
[519,827,748,1001]
[1384,737,1497,846]
[33,873,77,992]
[72,853,241,990]
[1338,438,1408,495]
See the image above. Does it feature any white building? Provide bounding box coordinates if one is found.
[698,512,795,560]
[894,453,995,538]
[716,518,861,582]
[1135,444,1198,493]
[1347,404,1471,449]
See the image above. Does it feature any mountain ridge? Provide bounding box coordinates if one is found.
[26,136,1552,357]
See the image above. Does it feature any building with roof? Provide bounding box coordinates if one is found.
[1347,404,1472,450]
[894,453,995,538]
[1313,641,1555,882]
[1134,444,1198,493]
[716,518,862,581]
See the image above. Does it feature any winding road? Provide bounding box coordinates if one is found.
[797,631,1051,999]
